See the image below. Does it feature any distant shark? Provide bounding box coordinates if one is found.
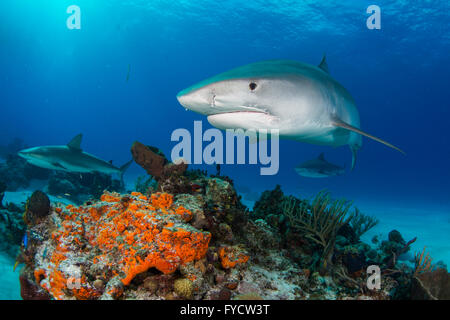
[177,57,404,169]
[18,134,132,183]
[295,153,345,178]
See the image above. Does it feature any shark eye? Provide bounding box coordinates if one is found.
[249,82,257,91]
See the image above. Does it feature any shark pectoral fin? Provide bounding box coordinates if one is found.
[119,159,133,186]
[53,162,67,170]
[67,134,83,151]
[120,159,133,173]
[332,118,406,155]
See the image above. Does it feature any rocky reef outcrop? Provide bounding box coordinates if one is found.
[0,155,49,191]
[15,145,448,300]
[411,268,450,300]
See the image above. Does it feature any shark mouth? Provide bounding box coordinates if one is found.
[207,108,280,130]
[210,104,272,116]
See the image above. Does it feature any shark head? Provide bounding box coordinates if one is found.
[18,146,49,161]
[18,146,67,171]
[176,60,330,133]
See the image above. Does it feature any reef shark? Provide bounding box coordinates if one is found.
[18,134,132,182]
[176,57,404,169]
[295,153,345,178]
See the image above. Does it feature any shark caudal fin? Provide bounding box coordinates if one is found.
[332,118,405,155]
[119,159,133,186]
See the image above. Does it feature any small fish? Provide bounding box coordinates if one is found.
[13,260,20,272]
[126,64,131,82]
[22,233,28,249]
[191,184,202,192]
[64,193,71,197]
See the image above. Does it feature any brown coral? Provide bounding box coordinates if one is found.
[131,141,168,178]
[131,141,187,181]
[411,268,450,300]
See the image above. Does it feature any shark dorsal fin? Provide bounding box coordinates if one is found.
[317,153,326,161]
[67,134,83,151]
[318,55,329,74]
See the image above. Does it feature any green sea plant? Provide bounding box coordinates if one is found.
[349,208,379,239]
[283,191,354,272]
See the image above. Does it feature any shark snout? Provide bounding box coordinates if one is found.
[17,149,28,159]
[176,89,215,115]
[18,147,40,161]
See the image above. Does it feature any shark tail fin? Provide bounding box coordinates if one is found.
[119,159,133,186]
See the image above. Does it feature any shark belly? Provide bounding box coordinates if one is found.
[295,168,331,178]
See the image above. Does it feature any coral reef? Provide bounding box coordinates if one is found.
[20,191,212,299]
[411,268,450,300]
[16,167,447,300]
[0,138,28,159]
[131,142,169,178]
[47,171,123,204]
[283,191,354,273]
[0,180,5,208]
[0,200,26,258]
[131,141,188,195]
[349,208,379,240]
[414,247,433,276]
[0,154,49,191]
[24,191,50,225]
[174,278,194,299]
[134,175,157,195]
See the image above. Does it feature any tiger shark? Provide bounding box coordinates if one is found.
[176,57,404,169]
[295,153,345,178]
[18,134,132,182]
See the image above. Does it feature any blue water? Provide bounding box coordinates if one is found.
[0,0,449,298]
